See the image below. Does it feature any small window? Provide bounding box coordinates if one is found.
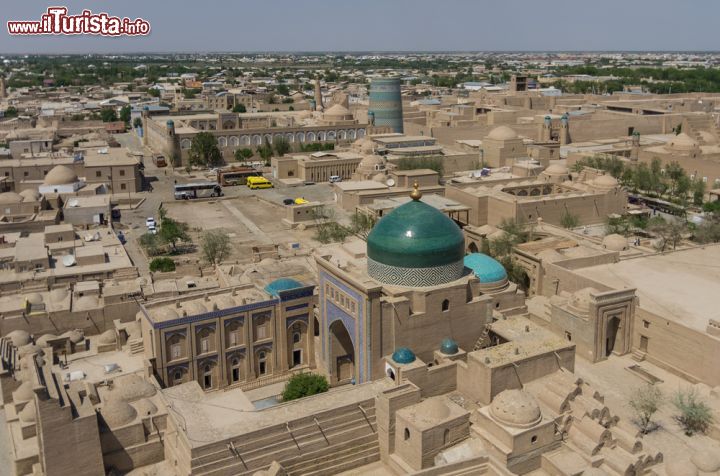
[293,332,301,344]
[96,171,102,177]
[404,428,410,440]
[23,171,28,177]
[531,435,538,444]
[565,331,572,341]
[441,299,449,312]
[643,320,650,329]
[173,370,183,381]
[120,183,126,190]
[119,170,126,176]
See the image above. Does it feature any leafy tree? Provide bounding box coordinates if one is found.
[149,257,176,272]
[560,211,580,229]
[189,132,223,167]
[647,216,685,252]
[159,217,191,253]
[100,108,118,122]
[119,105,131,124]
[281,373,329,402]
[139,232,162,256]
[628,384,664,434]
[276,84,290,96]
[147,88,160,98]
[232,104,246,113]
[234,148,254,162]
[3,106,18,118]
[201,230,232,265]
[692,178,705,206]
[274,136,290,157]
[257,138,274,163]
[349,212,377,241]
[673,388,714,436]
[132,117,143,129]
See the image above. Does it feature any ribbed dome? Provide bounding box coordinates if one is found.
[43,165,78,186]
[367,198,464,279]
[392,347,416,364]
[490,389,542,428]
[464,253,507,284]
[487,125,518,141]
[101,398,137,428]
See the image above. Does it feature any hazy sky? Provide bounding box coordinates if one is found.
[1,0,718,54]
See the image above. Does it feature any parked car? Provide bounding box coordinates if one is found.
[111,209,121,220]
[146,217,156,228]
[283,198,295,205]
[294,198,308,204]
[147,225,158,235]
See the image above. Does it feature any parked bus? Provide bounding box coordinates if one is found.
[152,155,167,167]
[174,182,223,200]
[246,176,274,190]
[217,166,259,186]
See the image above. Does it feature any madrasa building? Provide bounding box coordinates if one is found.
[314,184,525,386]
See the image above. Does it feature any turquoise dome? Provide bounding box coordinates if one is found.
[265,278,303,297]
[392,347,416,364]
[464,253,507,283]
[367,199,464,269]
[440,338,458,355]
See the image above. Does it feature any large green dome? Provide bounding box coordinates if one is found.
[367,191,465,287]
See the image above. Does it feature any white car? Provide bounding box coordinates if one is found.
[147,224,158,235]
[146,217,156,228]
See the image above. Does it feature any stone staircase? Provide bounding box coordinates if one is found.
[127,338,144,354]
[191,401,379,476]
[631,350,647,362]
[473,323,492,351]
[684,115,720,145]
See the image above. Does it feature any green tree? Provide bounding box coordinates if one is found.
[257,138,274,163]
[201,229,232,265]
[159,217,191,253]
[139,232,162,256]
[3,106,18,118]
[560,211,580,229]
[281,373,329,402]
[276,84,290,96]
[692,178,706,206]
[100,108,118,122]
[119,105,131,124]
[673,388,714,436]
[189,132,223,167]
[349,212,377,241]
[149,257,176,272]
[147,88,160,98]
[132,117,143,129]
[234,148,254,162]
[232,104,246,113]
[628,384,664,434]
[274,136,291,157]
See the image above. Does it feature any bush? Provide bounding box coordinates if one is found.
[149,257,176,272]
[560,211,580,229]
[628,384,663,434]
[201,230,231,265]
[139,232,163,256]
[673,388,714,435]
[281,373,329,402]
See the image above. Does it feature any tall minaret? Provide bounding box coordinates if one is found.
[314,78,324,112]
[0,74,6,99]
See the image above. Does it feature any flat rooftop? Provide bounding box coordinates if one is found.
[575,245,720,332]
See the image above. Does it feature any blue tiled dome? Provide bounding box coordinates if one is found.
[391,347,416,364]
[464,253,507,283]
[440,338,458,355]
[264,278,303,297]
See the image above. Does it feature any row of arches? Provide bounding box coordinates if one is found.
[179,128,366,150]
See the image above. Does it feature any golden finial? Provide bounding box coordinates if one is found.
[410,181,422,201]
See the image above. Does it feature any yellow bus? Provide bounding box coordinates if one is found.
[246,176,274,189]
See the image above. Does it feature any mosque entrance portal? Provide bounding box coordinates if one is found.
[605,316,621,357]
[329,320,355,384]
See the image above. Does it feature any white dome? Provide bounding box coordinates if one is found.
[490,389,542,428]
[6,330,31,347]
[101,398,137,428]
[43,165,78,186]
[487,125,518,141]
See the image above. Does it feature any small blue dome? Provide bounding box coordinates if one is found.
[264,278,303,297]
[440,338,458,355]
[143,105,150,111]
[392,347,416,364]
[166,119,174,127]
[464,253,507,283]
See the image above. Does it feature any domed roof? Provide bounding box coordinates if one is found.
[666,458,698,476]
[490,389,542,428]
[18,343,43,358]
[18,189,41,201]
[107,374,157,402]
[6,330,31,347]
[359,154,384,170]
[183,301,208,315]
[98,329,116,345]
[422,398,451,420]
[487,125,518,141]
[0,192,23,204]
[592,174,618,188]
[265,278,303,297]
[668,133,699,151]
[391,347,416,364]
[440,338,459,355]
[49,287,69,303]
[18,402,36,423]
[544,163,569,175]
[62,329,84,344]
[354,137,375,154]
[367,194,464,271]
[36,334,58,347]
[464,253,508,283]
[602,234,628,251]
[569,287,597,314]
[133,398,158,417]
[101,398,137,428]
[372,173,387,183]
[13,381,35,402]
[691,449,720,472]
[324,103,352,118]
[43,165,78,186]
[26,293,43,305]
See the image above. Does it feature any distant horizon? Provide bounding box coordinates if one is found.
[3,0,719,54]
[3,50,720,56]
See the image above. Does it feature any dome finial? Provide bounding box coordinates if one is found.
[410,181,422,201]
